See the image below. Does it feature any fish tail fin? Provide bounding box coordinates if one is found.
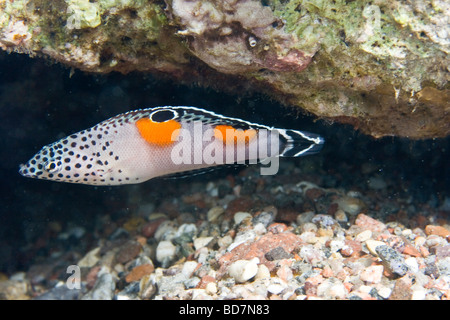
[277,129,325,157]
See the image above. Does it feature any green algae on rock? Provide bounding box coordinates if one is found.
[0,0,448,138]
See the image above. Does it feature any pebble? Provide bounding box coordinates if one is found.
[181,261,199,278]
[437,257,450,276]
[116,282,140,300]
[414,236,427,247]
[355,214,386,232]
[311,214,336,229]
[277,264,294,282]
[336,196,365,216]
[426,235,448,247]
[126,263,155,283]
[184,277,200,289]
[82,271,115,300]
[207,206,225,222]
[299,245,325,265]
[227,229,257,252]
[360,265,384,284]
[197,275,215,289]
[252,207,276,227]
[255,264,271,280]
[341,239,361,257]
[141,217,166,238]
[377,286,392,299]
[375,245,409,277]
[334,209,348,223]
[329,240,345,253]
[264,246,292,261]
[175,223,197,241]
[123,217,146,232]
[155,270,189,298]
[193,236,214,250]
[78,247,100,268]
[404,257,419,273]
[115,240,142,265]
[425,225,450,238]
[365,239,386,256]
[296,211,315,225]
[0,280,30,300]
[205,282,218,295]
[228,258,259,283]
[411,288,427,300]
[355,230,373,242]
[218,234,233,248]
[389,275,413,300]
[154,220,178,241]
[302,222,318,234]
[34,282,84,300]
[233,212,252,225]
[267,283,284,295]
[156,241,177,266]
[317,279,347,299]
[435,245,450,259]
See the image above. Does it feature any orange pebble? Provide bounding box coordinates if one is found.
[425,225,450,238]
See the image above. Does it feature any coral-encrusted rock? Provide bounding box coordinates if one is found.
[170,0,315,74]
[1,0,449,138]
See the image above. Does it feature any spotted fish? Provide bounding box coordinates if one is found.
[19,106,324,185]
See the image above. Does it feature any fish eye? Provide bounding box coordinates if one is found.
[149,109,177,123]
[44,160,62,173]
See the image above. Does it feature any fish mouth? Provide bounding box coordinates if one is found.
[19,163,33,177]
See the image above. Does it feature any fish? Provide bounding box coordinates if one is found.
[19,106,324,185]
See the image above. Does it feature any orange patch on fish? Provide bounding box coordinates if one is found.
[214,125,257,145]
[135,118,181,146]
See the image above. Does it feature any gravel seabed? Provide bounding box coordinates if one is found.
[1,160,449,300]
